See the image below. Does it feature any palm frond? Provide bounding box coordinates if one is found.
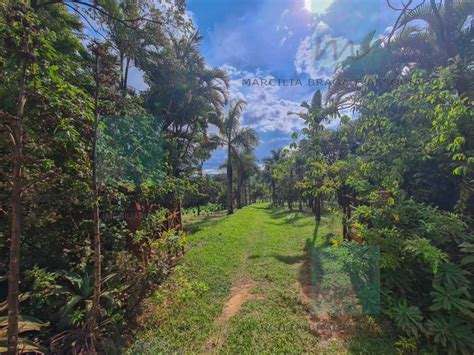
[232,126,258,151]
[311,90,323,109]
[397,1,439,30]
[226,99,247,134]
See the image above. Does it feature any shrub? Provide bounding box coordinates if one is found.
[353,199,474,353]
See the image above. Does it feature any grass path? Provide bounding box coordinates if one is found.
[131,203,396,354]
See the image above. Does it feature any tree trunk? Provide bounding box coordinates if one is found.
[197,161,202,216]
[237,177,242,209]
[244,178,248,206]
[123,56,130,95]
[7,54,28,355]
[271,180,276,206]
[227,143,233,214]
[346,199,352,239]
[87,50,101,347]
[342,197,351,240]
[314,196,321,222]
[342,204,348,240]
[289,167,294,209]
[119,51,124,90]
[247,179,251,204]
[444,0,454,52]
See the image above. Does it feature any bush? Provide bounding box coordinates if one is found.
[353,199,474,353]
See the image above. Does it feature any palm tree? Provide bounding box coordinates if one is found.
[211,99,258,214]
[235,150,258,208]
[142,31,229,176]
[327,0,474,110]
[393,0,474,97]
[288,90,332,132]
[263,149,282,207]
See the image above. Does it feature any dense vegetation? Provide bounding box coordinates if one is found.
[266,2,474,352]
[0,0,264,353]
[0,0,473,354]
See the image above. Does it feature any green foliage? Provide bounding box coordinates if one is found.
[430,284,474,317]
[183,203,223,216]
[460,242,474,267]
[390,300,424,337]
[394,336,418,353]
[97,115,164,185]
[0,293,48,353]
[403,238,448,274]
[426,316,474,355]
[268,21,474,349]
[0,0,473,353]
[0,0,212,351]
[352,199,474,352]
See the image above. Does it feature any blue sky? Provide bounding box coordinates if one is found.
[183,0,399,173]
[129,0,399,173]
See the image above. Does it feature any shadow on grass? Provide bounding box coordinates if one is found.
[302,225,395,352]
[346,246,381,315]
[183,211,228,234]
[296,222,381,316]
[263,210,312,226]
[251,204,273,210]
[303,223,321,311]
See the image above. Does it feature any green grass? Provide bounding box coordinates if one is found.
[130,203,396,354]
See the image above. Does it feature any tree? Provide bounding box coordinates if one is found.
[327,0,474,111]
[288,89,332,132]
[235,149,258,208]
[0,3,91,351]
[87,41,119,346]
[1,1,180,352]
[211,99,258,214]
[142,31,229,176]
[273,149,298,211]
[263,149,282,207]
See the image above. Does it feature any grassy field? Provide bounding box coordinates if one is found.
[130,203,396,354]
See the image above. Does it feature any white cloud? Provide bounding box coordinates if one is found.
[267,136,292,144]
[295,36,320,78]
[281,8,290,18]
[221,65,307,133]
[203,168,224,175]
[294,21,360,79]
[315,21,330,33]
[311,0,335,14]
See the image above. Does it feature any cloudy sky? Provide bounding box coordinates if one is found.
[133,0,399,173]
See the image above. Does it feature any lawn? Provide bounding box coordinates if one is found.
[130,203,396,354]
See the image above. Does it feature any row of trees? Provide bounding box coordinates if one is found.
[266,1,474,353]
[0,0,258,353]
[182,157,268,217]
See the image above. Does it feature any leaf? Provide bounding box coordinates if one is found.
[453,166,467,176]
[404,238,448,273]
[391,300,424,337]
[430,284,474,317]
[0,293,31,314]
[0,315,48,338]
[0,337,47,354]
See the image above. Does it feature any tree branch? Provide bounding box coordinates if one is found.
[386,0,414,52]
[37,0,163,29]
